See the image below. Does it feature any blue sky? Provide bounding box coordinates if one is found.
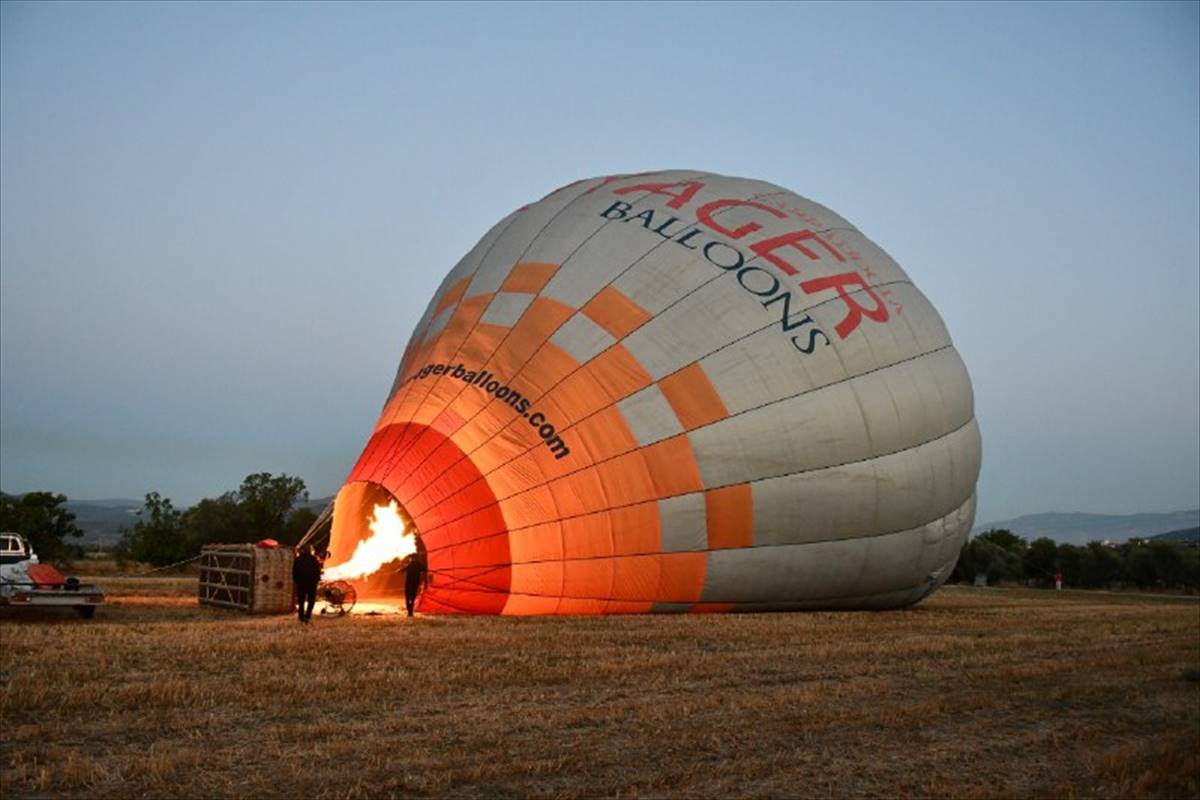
[1,1,1197,523]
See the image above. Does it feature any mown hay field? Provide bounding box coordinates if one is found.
[1,577,1197,799]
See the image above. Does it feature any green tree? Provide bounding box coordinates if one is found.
[973,529,1026,583]
[1024,537,1059,586]
[1121,540,1158,589]
[172,473,311,550]
[1080,541,1122,588]
[1149,540,1187,589]
[951,536,978,582]
[179,494,243,548]
[119,473,313,564]
[283,506,319,547]
[0,491,84,561]
[976,529,1027,555]
[123,492,188,566]
[1178,545,1200,591]
[235,473,308,541]
[1056,543,1083,587]
[950,532,1025,584]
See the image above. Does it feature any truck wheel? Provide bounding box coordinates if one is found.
[75,605,96,619]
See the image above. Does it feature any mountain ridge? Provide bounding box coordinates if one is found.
[7,493,1197,549]
[972,509,1200,545]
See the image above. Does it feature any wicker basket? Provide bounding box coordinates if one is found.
[198,544,295,614]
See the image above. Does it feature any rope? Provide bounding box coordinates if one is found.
[118,552,206,577]
[297,500,335,550]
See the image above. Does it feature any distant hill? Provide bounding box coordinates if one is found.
[66,498,143,547]
[64,495,336,548]
[1151,526,1200,544]
[0,493,142,548]
[41,495,1200,550]
[2,490,336,549]
[973,509,1200,545]
[306,496,334,512]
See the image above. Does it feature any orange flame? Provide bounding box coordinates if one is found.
[323,501,416,581]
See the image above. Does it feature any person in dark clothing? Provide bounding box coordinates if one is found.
[404,551,427,617]
[292,545,322,623]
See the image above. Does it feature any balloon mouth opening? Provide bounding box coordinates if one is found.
[325,480,423,600]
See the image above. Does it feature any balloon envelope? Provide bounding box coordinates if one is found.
[327,171,980,613]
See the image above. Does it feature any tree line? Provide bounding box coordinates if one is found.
[952,529,1200,591]
[0,491,85,561]
[5,483,1198,589]
[117,473,318,565]
[0,474,319,567]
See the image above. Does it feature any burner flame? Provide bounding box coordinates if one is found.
[322,501,415,582]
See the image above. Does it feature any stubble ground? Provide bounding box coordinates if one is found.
[2,576,1197,799]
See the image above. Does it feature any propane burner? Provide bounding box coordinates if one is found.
[318,580,357,616]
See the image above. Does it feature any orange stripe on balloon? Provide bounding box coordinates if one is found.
[554,368,613,427]
[485,297,574,375]
[705,483,754,550]
[507,521,564,564]
[641,435,704,497]
[455,321,509,369]
[444,390,507,451]
[434,276,470,316]
[405,454,489,517]
[605,601,655,614]
[473,410,563,475]
[389,300,576,519]
[497,485,560,530]
[483,417,578,495]
[658,362,730,430]
[500,262,559,294]
[515,339,579,401]
[692,602,736,614]
[503,564,565,615]
[482,456,550,503]
[562,512,612,560]
[547,467,606,518]
[610,501,660,556]
[595,451,656,507]
[582,285,653,339]
[433,294,492,352]
[581,344,653,402]
[559,559,613,613]
[609,554,660,607]
[656,552,706,604]
[390,296,494,434]
[571,406,639,463]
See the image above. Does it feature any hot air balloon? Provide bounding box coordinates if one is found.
[323,170,980,613]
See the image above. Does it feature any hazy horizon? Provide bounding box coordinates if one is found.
[3,2,1198,523]
[39,496,1200,526]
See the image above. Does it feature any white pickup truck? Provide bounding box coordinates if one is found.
[0,532,105,618]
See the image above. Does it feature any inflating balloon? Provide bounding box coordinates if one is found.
[325,171,980,613]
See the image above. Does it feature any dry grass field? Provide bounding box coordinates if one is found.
[1,575,1197,800]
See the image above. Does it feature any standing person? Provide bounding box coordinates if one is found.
[404,550,427,617]
[293,545,322,624]
[1054,570,1064,591]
